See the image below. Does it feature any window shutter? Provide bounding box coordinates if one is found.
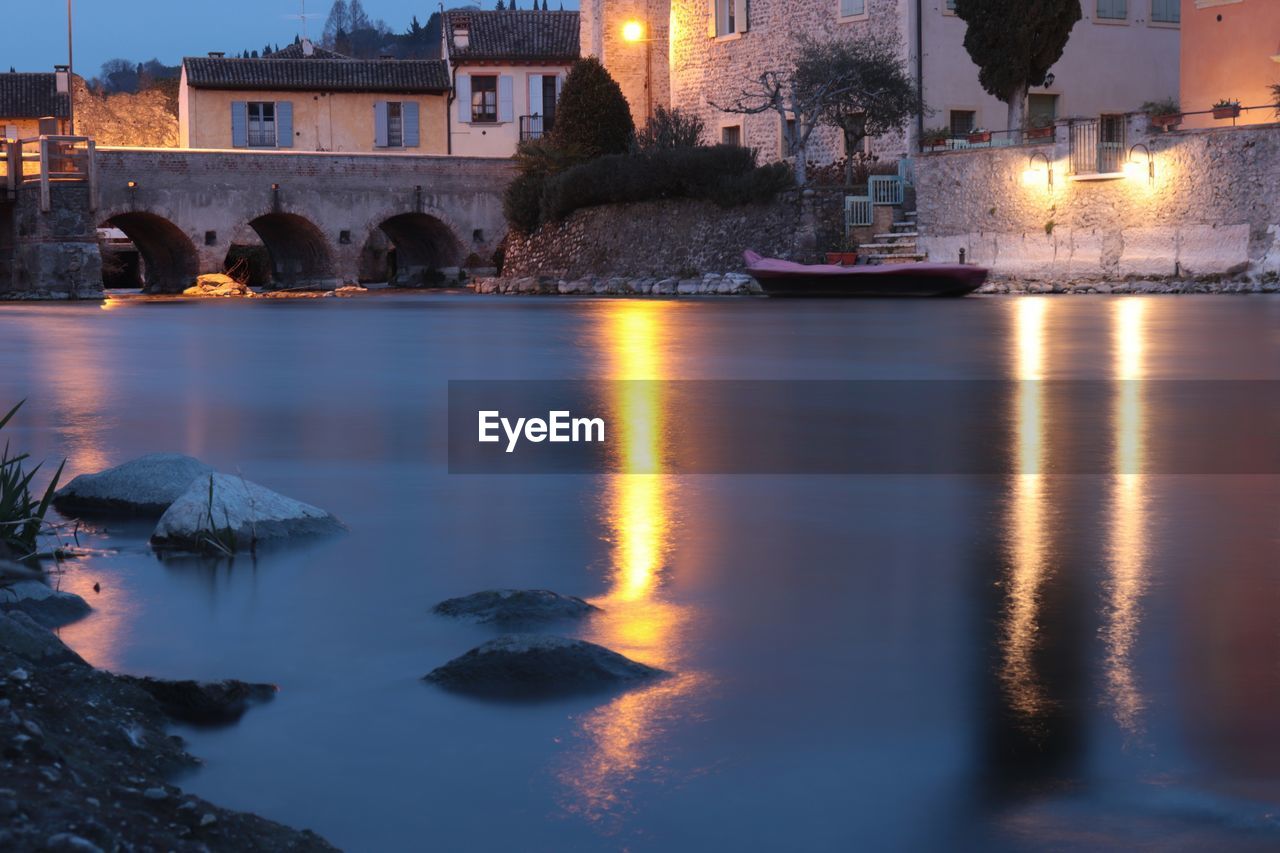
[498,75,514,123]
[231,101,248,148]
[276,101,293,148]
[708,0,717,37]
[457,75,471,123]
[734,0,748,33]
[374,101,389,147]
[529,75,544,118]
[404,102,420,147]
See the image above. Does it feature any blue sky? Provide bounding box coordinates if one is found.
[6,1,579,79]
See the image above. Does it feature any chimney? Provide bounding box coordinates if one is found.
[208,51,225,58]
[452,18,470,50]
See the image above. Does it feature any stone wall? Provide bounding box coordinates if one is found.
[3,185,103,300]
[915,121,1280,287]
[500,188,844,279]
[74,80,179,148]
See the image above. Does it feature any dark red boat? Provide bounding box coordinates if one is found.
[744,251,987,297]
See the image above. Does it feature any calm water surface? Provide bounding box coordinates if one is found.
[1,294,1278,852]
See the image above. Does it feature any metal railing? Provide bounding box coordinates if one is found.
[519,114,553,142]
[869,175,904,206]
[845,194,872,228]
[1068,119,1125,175]
[4,136,97,211]
[920,126,1057,152]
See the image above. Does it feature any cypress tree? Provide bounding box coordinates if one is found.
[550,57,635,158]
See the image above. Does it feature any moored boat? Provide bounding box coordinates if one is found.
[744,250,987,297]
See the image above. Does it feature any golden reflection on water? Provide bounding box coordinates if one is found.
[1104,299,1149,733]
[559,303,703,823]
[1002,299,1052,718]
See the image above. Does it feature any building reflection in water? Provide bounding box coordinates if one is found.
[558,303,704,823]
[1103,299,1148,735]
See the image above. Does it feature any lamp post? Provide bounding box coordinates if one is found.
[66,0,75,135]
[622,20,653,123]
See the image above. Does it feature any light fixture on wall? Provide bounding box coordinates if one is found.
[622,20,645,42]
[621,20,655,122]
[1022,151,1053,191]
[1125,144,1154,186]
[1043,72,1055,89]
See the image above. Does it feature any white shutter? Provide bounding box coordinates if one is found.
[529,75,544,118]
[374,101,389,147]
[498,75,514,123]
[456,75,471,123]
[708,0,717,37]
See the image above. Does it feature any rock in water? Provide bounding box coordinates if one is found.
[432,590,601,625]
[53,453,214,517]
[150,472,343,553]
[0,580,91,628]
[0,610,86,666]
[424,635,665,698]
[116,676,277,725]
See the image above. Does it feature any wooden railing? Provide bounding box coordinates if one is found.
[3,136,97,211]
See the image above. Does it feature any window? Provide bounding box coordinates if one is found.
[386,102,403,148]
[1027,94,1058,125]
[247,102,276,147]
[471,75,498,123]
[944,0,957,11]
[1099,113,1126,172]
[1096,0,1127,20]
[721,125,742,147]
[949,110,976,136]
[1151,0,1179,23]
[782,117,797,156]
[839,0,866,18]
[714,0,746,37]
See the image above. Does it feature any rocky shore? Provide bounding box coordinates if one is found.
[0,607,334,851]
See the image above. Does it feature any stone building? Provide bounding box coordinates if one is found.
[443,10,580,158]
[0,71,71,141]
[178,41,451,153]
[583,0,1180,166]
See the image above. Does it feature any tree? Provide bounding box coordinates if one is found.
[322,1,350,47]
[800,34,921,184]
[953,0,1081,136]
[550,57,635,158]
[636,105,706,150]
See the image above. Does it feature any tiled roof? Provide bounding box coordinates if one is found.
[267,42,349,60]
[183,57,451,93]
[0,73,70,119]
[443,10,579,63]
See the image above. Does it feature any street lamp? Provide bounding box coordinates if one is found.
[622,20,653,122]
[66,0,75,134]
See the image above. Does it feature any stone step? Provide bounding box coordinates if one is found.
[868,253,927,263]
[858,242,919,252]
[875,232,918,240]
[903,210,917,218]
[891,221,916,228]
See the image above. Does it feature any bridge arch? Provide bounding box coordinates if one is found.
[363,211,466,286]
[248,212,337,289]
[99,211,200,294]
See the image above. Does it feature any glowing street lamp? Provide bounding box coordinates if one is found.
[622,20,645,43]
[1125,143,1155,187]
[1022,151,1053,191]
[621,20,653,122]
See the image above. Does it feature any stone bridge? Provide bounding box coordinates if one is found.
[93,148,514,291]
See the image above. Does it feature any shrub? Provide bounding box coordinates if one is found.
[550,57,635,158]
[539,145,792,224]
[0,401,63,562]
[503,172,548,235]
[1272,83,1280,117]
[1141,97,1180,117]
[636,105,706,150]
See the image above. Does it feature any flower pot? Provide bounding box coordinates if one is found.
[1025,126,1054,140]
[825,252,858,266]
[1212,105,1241,120]
[1151,113,1182,131]
[968,131,992,144]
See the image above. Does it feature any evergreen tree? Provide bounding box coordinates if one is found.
[551,57,635,158]
[953,0,1081,135]
[495,0,505,8]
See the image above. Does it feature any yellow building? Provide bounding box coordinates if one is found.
[179,41,450,153]
[0,71,71,141]
[1180,0,1280,129]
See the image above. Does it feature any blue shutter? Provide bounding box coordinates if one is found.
[457,75,471,123]
[404,102,420,147]
[276,101,293,148]
[1152,0,1178,23]
[231,101,248,147]
[374,101,389,147]
[498,76,514,123]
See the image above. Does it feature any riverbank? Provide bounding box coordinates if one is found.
[0,606,334,851]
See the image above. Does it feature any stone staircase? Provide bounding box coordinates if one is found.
[859,210,925,264]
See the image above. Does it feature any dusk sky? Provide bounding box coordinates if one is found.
[8,1,580,80]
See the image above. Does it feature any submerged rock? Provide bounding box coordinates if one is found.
[0,610,85,666]
[150,472,343,553]
[0,580,91,628]
[432,589,601,625]
[53,453,214,517]
[424,634,665,698]
[116,676,277,725]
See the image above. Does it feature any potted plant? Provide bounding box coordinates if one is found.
[1025,116,1055,140]
[1142,97,1182,131]
[825,234,859,266]
[1212,98,1241,120]
[967,128,992,144]
[921,127,951,151]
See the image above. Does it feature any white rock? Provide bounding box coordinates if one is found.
[54,453,213,517]
[150,472,344,553]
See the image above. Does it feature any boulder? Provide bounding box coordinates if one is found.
[183,274,251,297]
[116,676,277,725]
[432,590,600,625]
[0,610,86,666]
[424,634,665,698]
[53,453,214,517]
[0,580,91,628]
[150,472,343,553]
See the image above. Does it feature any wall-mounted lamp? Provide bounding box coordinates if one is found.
[126,180,138,189]
[622,20,645,42]
[1043,72,1055,89]
[1022,151,1053,191]
[1125,144,1154,186]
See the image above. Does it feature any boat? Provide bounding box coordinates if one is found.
[744,250,988,297]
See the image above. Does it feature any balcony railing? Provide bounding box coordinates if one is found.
[1068,119,1125,176]
[519,114,553,143]
[3,136,97,210]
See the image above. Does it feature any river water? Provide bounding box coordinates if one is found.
[1,294,1278,852]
